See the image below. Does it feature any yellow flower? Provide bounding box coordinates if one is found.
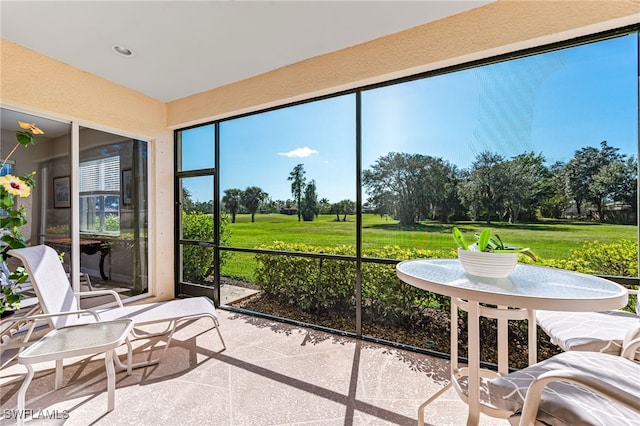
[0,175,31,197]
[18,121,44,135]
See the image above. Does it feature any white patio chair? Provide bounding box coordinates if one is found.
[488,325,640,425]
[536,285,639,359]
[7,245,225,371]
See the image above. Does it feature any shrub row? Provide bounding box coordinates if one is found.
[181,212,230,283]
[254,239,638,323]
[538,239,638,277]
[539,239,637,313]
[181,212,215,282]
[255,241,455,325]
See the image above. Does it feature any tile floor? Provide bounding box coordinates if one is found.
[0,309,509,425]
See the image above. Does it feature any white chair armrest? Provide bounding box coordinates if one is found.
[622,336,640,360]
[518,369,640,426]
[0,309,101,328]
[1,310,102,350]
[621,324,640,360]
[74,289,123,307]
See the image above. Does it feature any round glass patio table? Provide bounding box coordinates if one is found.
[396,259,629,426]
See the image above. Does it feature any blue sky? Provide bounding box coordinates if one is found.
[181,33,638,204]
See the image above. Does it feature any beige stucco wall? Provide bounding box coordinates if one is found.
[1,0,639,302]
[167,0,640,128]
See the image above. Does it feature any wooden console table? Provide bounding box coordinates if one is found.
[47,238,111,280]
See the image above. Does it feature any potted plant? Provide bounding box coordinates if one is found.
[452,227,536,278]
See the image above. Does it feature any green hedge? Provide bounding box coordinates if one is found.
[181,212,230,283]
[254,242,455,325]
[254,239,638,323]
[538,239,638,277]
[539,239,637,313]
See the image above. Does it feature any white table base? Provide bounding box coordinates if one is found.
[418,298,537,426]
[397,259,628,426]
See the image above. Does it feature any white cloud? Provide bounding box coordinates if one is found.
[278,147,319,158]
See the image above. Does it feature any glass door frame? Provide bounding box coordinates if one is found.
[69,123,153,298]
[173,123,220,304]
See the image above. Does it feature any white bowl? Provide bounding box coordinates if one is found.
[457,248,517,278]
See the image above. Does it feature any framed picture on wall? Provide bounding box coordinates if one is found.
[53,176,70,208]
[122,169,132,206]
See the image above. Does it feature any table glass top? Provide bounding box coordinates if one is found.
[19,319,133,360]
[396,259,628,310]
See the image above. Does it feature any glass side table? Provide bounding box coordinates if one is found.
[16,319,134,425]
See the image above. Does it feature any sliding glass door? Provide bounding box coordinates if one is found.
[75,127,149,295]
[1,107,150,300]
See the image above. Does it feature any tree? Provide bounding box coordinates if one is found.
[318,197,331,215]
[193,200,213,214]
[458,151,507,224]
[340,200,355,222]
[501,152,550,223]
[363,153,411,225]
[424,159,461,222]
[258,196,278,214]
[180,187,195,212]
[590,156,637,221]
[363,152,458,225]
[564,141,622,216]
[300,179,318,221]
[222,188,243,223]
[366,190,396,219]
[330,201,342,222]
[331,199,355,221]
[538,161,572,219]
[241,186,267,223]
[288,164,306,222]
[616,157,638,213]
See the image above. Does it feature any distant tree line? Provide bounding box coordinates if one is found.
[215,141,635,226]
[285,164,357,222]
[220,164,356,223]
[181,188,213,214]
[363,141,637,225]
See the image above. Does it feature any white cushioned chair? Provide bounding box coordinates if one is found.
[536,286,639,359]
[488,325,640,426]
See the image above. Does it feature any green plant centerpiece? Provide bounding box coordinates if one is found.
[452,227,536,278]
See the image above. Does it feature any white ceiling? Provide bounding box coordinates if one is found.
[1,109,71,139]
[0,1,492,103]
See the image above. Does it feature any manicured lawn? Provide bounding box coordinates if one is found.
[220,213,636,281]
[224,213,635,259]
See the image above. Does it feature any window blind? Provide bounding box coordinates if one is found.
[79,156,120,192]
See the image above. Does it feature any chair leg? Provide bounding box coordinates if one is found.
[82,273,94,291]
[213,317,226,350]
[67,272,94,291]
[114,315,225,370]
[113,338,134,375]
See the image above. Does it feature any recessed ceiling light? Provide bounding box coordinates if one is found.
[112,45,133,57]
